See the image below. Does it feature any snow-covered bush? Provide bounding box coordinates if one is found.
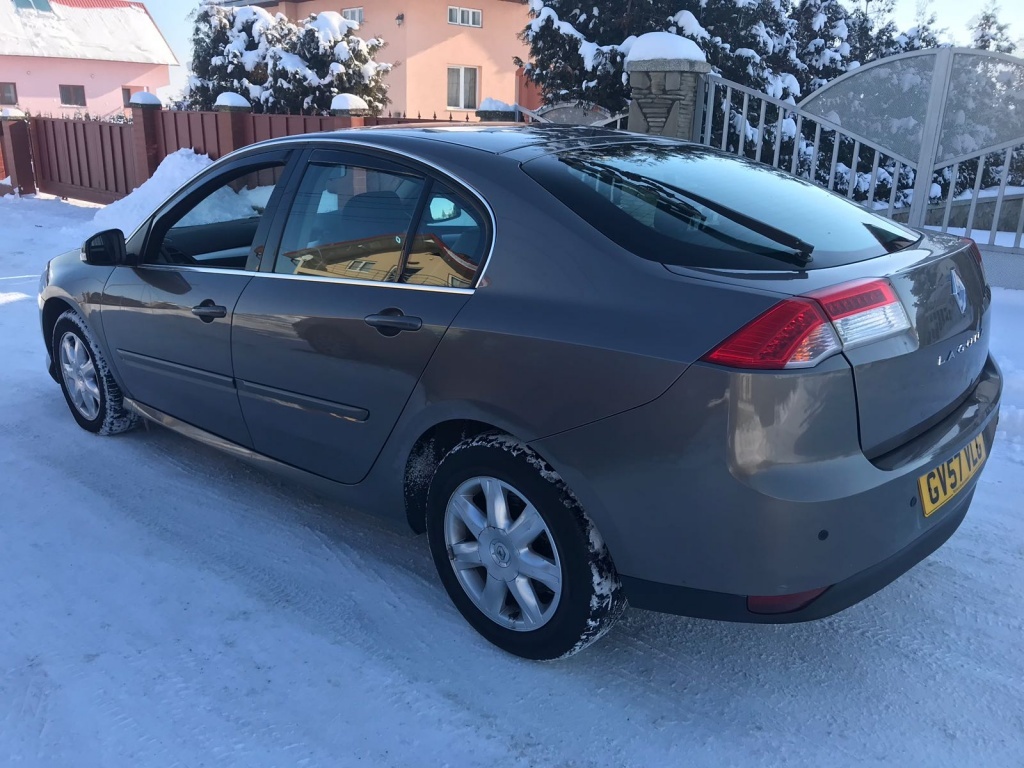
[186,3,392,115]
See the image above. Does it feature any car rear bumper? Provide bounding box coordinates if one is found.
[530,354,1001,617]
[620,487,972,622]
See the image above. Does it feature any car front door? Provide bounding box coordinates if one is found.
[101,150,295,446]
[230,148,490,484]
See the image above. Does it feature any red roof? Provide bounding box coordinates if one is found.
[51,0,146,8]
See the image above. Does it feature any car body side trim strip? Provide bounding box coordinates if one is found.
[236,379,369,423]
[132,264,475,294]
[117,349,237,392]
[123,398,360,492]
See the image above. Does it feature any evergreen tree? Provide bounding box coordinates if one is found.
[791,0,854,94]
[970,1,1016,54]
[186,3,392,115]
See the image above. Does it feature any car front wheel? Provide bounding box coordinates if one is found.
[52,309,136,435]
[426,433,624,660]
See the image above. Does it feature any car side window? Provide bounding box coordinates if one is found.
[146,163,286,270]
[275,162,425,282]
[402,183,486,289]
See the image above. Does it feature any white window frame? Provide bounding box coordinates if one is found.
[447,5,482,27]
[447,66,479,110]
[341,7,364,24]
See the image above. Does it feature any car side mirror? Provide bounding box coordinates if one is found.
[81,229,130,266]
[428,196,462,223]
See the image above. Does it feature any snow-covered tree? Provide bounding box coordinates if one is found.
[791,0,855,94]
[516,0,803,114]
[970,1,1016,54]
[186,4,392,115]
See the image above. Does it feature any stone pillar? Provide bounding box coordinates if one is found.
[331,94,370,128]
[626,57,712,142]
[130,96,164,189]
[0,110,36,196]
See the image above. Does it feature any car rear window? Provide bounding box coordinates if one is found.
[521,143,921,271]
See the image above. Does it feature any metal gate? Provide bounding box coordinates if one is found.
[695,48,1024,254]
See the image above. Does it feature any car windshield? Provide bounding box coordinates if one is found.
[522,143,921,271]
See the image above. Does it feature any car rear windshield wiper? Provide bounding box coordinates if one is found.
[600,165,816,267]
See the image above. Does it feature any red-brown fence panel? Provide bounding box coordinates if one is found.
[31,117,136,204]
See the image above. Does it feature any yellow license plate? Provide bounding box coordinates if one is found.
[917,435,987,517]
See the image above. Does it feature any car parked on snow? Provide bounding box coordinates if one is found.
[38,125,1001,659]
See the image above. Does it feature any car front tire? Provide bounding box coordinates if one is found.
[52,309,137,435]
[426,433,624,660]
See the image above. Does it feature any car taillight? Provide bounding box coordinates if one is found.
[809,278,911,348]
[702,278,910,370]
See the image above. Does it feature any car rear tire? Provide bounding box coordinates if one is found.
[52,310,137,435]
[426,433,624,659]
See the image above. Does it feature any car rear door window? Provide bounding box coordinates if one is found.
[402,183,486,288]
[274,162,425,282]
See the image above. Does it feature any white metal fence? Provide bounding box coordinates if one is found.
[695,48,1024,255]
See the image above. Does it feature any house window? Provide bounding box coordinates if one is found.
[447,6,482,27]
[0,83,17,106]
[447,66,478,110]
[12,0,53,11]
[341,7,364,23]
[122,88,133,107]
[59,84,87,107]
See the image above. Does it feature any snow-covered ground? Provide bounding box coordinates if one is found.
[1,178,1023,767]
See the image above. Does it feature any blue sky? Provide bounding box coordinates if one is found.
[145,0,1019,96]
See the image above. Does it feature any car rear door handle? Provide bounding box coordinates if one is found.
[191,302,228,322]
[364,309,422,336]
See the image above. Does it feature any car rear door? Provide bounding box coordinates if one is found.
[230,147,490,484]
[101,150,295,446]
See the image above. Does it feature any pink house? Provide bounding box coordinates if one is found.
[226,0,542,118]
[0,0,177,119]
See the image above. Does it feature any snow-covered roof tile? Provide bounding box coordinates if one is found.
[0,0,178,66]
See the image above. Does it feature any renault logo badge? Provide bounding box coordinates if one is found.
[951,269,968,316]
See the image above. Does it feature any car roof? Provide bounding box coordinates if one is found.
[256,123,660,161]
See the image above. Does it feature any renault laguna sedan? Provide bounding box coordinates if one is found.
[38,125,1001,659]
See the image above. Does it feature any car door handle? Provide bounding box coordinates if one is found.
[191,302,228,322]
[364,309,422,336]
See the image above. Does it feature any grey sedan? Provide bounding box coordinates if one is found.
[38,126,1001,659]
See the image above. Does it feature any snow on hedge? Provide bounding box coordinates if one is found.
[188,6,392,116]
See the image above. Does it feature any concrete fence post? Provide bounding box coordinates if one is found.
[331,94,370,128]
[0,110,36,195]
[130,94,164,188]
[626,56,712,142]
[215,95,254,157]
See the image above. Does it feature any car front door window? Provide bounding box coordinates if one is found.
[147,163,286,270]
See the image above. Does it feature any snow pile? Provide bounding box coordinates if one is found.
[331,93,369,111]
[478,97,515,111]
[624,32,707,65]
[215,92,252,109]
[91,150,214,237]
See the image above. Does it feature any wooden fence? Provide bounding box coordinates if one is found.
[0,106,458,205]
